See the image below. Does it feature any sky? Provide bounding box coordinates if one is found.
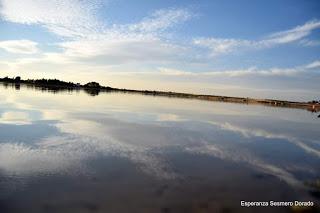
[0,0,319,101]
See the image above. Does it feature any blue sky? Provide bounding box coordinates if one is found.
[0,0,319,100]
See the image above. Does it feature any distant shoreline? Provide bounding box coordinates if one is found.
[1,76,319,113]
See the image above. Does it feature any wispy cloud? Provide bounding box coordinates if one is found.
[0,0,193,64]
[1,1,318,68]
[0,0,103,38]
[194,20,320,56]
[193,38,251,56]
[211,121,320,158]
[0,39,39,54]
[186,143,301,187]
[264,20,320,44]
[56,7,193,62]
[0,133,177,179]
[58,38,188,64]
[306,60,320,69]
[128,8,192,34]
[300,39,320,47]
[157,60,319,77]
[0,0,192,39]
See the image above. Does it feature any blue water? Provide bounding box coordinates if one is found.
[0,83,319,212]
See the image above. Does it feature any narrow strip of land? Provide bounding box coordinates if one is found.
[1,76,319,113]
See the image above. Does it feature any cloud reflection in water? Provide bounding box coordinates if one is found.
[0,86,319,191]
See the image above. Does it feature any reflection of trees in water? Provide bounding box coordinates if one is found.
[34,86,76,94]
[15,83,20,90]
[84,88,100,96]
[0,83,102,97]
[1,82,20,90]
[3,82,8,88]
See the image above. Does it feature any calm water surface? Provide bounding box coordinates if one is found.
[0,84,320,213]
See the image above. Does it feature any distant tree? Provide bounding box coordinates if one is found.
[84,82,100,88]
[15,76,21,82]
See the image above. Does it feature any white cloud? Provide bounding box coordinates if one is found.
[264,20,320,45]
[0,0,103,38]
[0,0,192,41]
[0,0,191,40]
[157,65,304,77]
[194,20,320,56]
[53,8,192,62]
[0,39,39,54]
[128,8,192,33]
[193,38,251,56]
[306,60,320,69]
[58,38,187,63]
[300,39,320,47]
[155,58,320,79]
[0,0,193,64]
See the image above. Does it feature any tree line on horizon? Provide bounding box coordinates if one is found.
[0,76,104,89]
[1,76,319,108]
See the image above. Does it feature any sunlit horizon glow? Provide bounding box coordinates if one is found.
[0,0,320,101]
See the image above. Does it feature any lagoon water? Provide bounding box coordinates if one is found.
[0,83,319,213]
